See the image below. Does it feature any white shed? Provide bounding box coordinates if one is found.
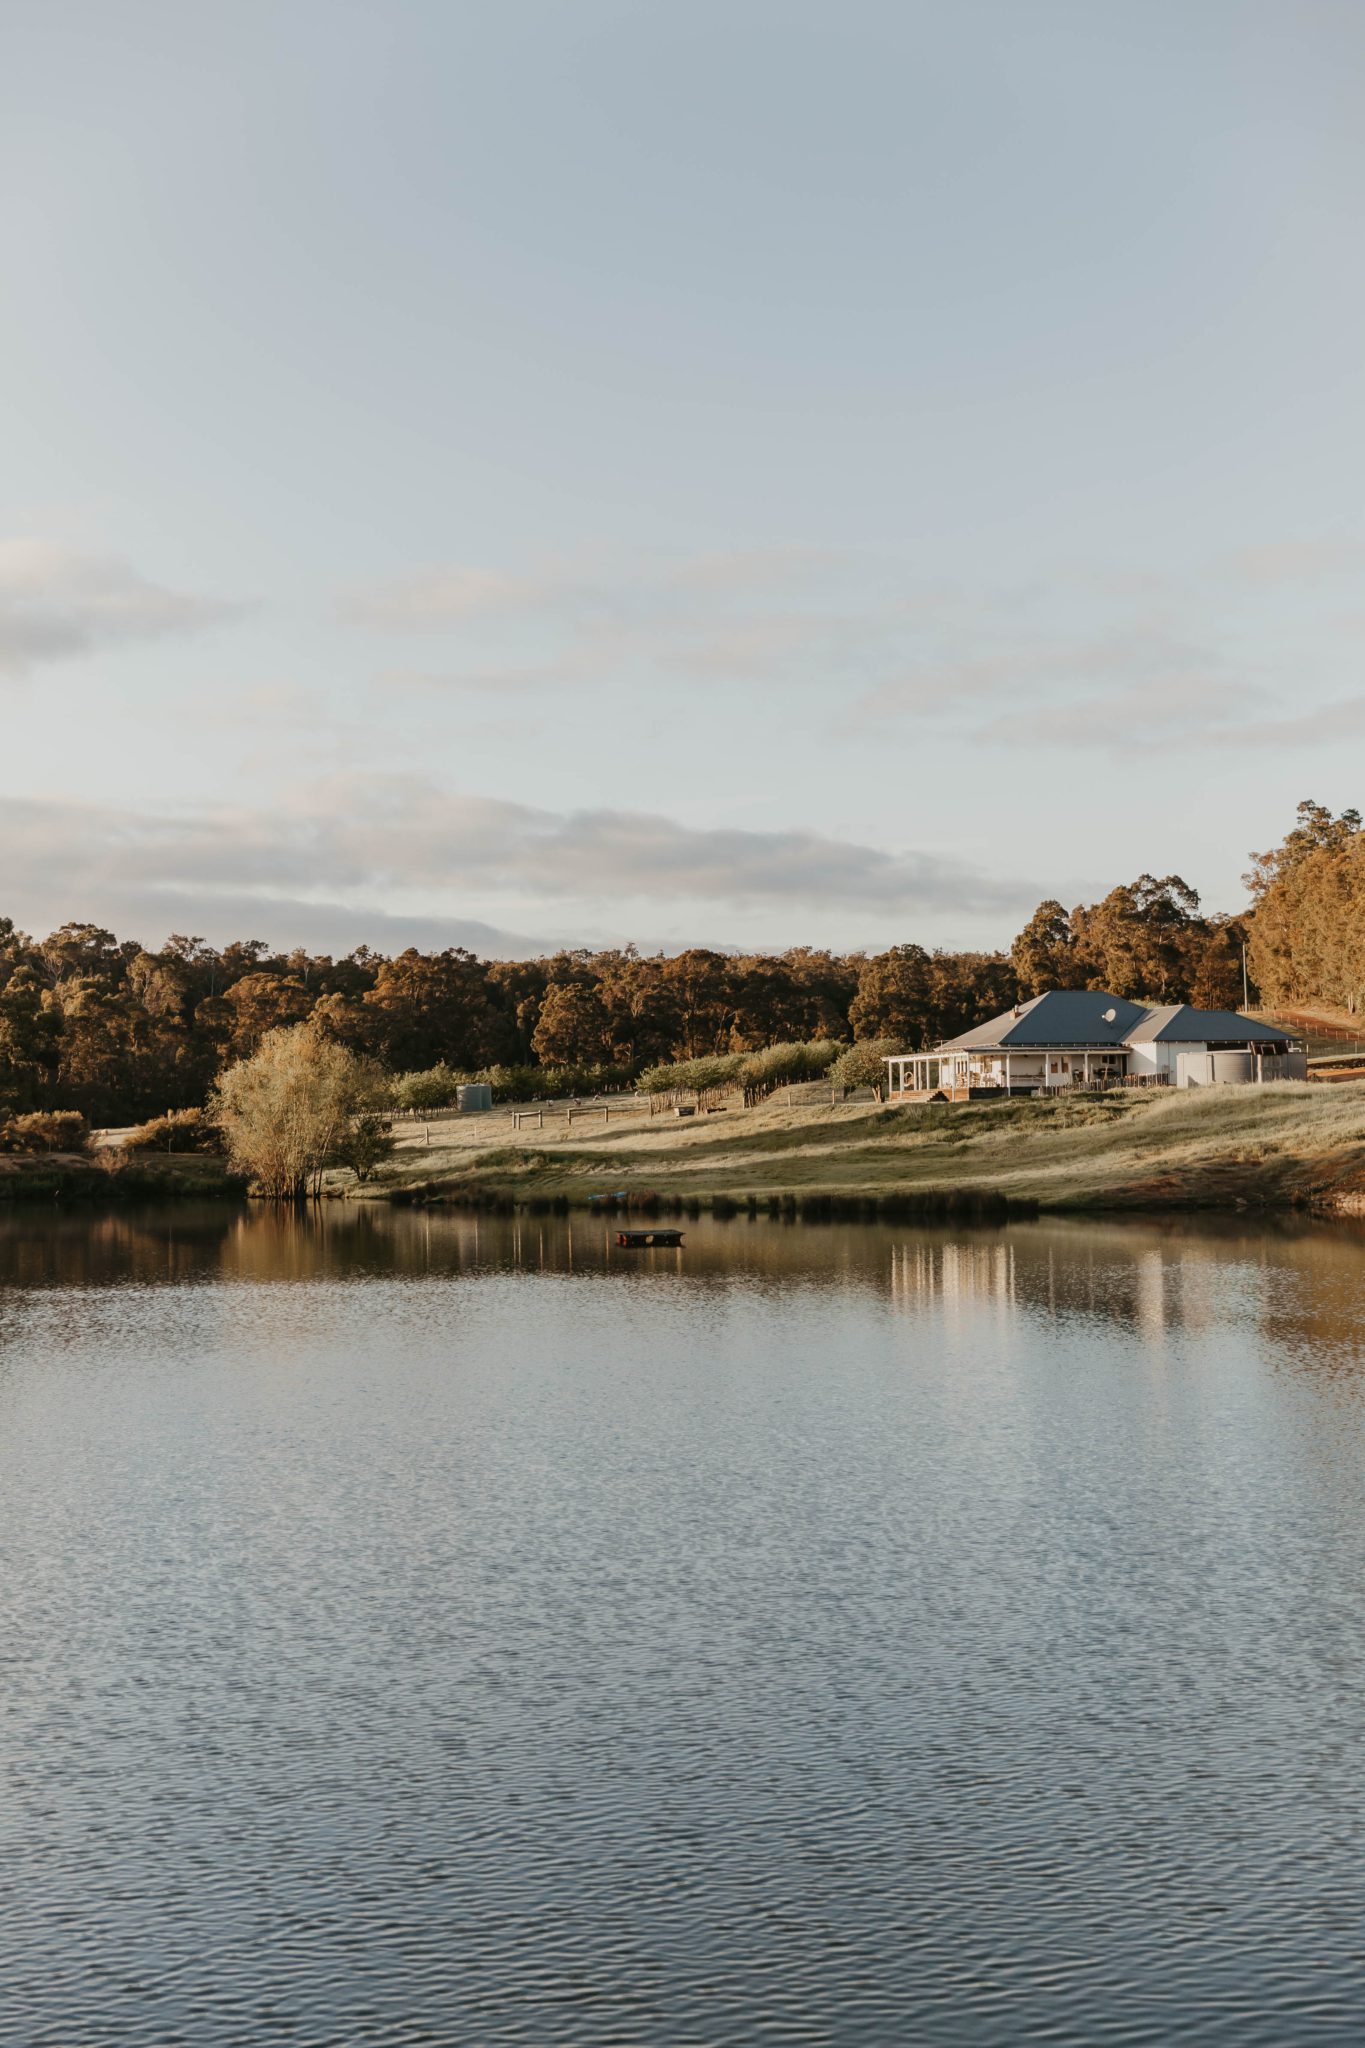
[1125,1006,1308,1088]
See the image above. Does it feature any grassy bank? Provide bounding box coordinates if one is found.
[0,1151,247,1202]
[355,1082,1365,1216]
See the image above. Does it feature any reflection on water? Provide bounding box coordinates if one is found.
[6,1201,1365,1370]
[4,1204,1365,2045]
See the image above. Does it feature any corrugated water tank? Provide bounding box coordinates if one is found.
[457,1083,493,1112]
[1210,1051,1256,1085]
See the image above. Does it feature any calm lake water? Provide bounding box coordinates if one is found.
[4,1204,1365,2045]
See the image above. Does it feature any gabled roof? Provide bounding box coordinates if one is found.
[936,990,1149,1051]
[1125,1004,1293,1045]
[932,990,1295,1053]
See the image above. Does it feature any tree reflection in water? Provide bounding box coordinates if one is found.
[3,1203,1365,1375]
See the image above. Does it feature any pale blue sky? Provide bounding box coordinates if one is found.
[3,0,1364,955]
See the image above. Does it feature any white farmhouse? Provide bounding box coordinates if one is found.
[885,990,1306,1099]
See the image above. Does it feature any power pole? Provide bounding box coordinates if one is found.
[1242,943,1250,1011]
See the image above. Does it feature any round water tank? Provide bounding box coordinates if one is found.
[1210,1051,1255,1085]
[457,1083,493,1112]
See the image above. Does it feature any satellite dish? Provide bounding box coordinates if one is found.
[1103,1007,1117,1022]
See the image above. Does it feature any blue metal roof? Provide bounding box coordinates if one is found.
[933,990,1294,1053]
[1125,1004,1294,1045]
[936,990,1149,1051]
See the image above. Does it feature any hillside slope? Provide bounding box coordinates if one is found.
[364,1083,1365,1215]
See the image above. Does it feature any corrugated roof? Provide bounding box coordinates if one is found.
[1125,1004,1293,1045]
[932,991,1296,1052]
[936,990,1150,1050]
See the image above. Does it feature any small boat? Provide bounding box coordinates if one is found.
[615,1227,685,1249]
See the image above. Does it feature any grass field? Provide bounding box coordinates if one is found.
[359,1082,1365,1215]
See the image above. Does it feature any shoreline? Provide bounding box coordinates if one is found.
[0,1156,248,1204]
[13,1081,1365,1220]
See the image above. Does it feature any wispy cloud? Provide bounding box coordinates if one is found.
[980,675,1250,750]
[859,627,1232,733]
[854,617,1365,755]
[342,548,956,702]
[0,539,243,677]
[0,776,1035,951]
[337,540,1365,754]
[374,658,592,694]
[1229,540,1365,584]
[965,669,1365,755]
[343,547,833,633]
[342,564,549,626]
[1201,694,1365,750]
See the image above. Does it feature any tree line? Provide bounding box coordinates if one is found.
[1244,799,1365,1012]
[0,835,1290,1128]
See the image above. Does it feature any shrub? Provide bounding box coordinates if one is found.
[637,1054,746,1097]
[829,1038,901,1093]
[637,1040,845,1105]
[738,1038,843,1100]
[0,1110,89,1154]
[474,1063,538,1102]
[331,1109,396,1183]
[540,1062,634,1098]
[123,1107,225,1154]
[476,1062,634,1101]
[392,1062,466,1112]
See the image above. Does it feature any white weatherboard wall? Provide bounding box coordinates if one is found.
[1175,1049,1306,1087]
[1127,1040,1187,1081]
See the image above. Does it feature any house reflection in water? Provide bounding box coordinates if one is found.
[882,1219,1365,1367]
[889,1237,1018,1322]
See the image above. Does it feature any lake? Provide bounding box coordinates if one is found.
[4,1204,1365,2045]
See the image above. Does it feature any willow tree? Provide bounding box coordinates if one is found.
[209,1025,391,1199]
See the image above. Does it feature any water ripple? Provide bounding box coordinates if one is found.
[3,1211,1365,2042]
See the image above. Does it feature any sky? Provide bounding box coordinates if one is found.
[3,0,1364,959]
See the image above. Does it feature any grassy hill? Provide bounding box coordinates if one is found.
[361,1082,1365,1217]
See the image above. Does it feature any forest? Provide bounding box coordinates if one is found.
[0,801,1347,1127]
